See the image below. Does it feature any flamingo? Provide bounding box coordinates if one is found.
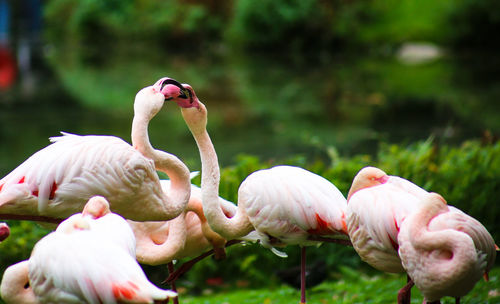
[345,166,495,304]
[0,77,191,223]
[398,192,496,304]
[165,80,349,304]
[127,180,258,304]
[346,166,432,303]
[0,196,177,304]
[0,222,9,242]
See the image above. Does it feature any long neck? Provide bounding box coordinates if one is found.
[0,261,37,304]
[133,216,188,266]
[192,128,253,239]
[405,201,479,286]
[132,115,191,219]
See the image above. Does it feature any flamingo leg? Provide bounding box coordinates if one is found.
[163,240,242,284]
[167,262,179,304]
[300,246,306,304]
[397,275,414,304]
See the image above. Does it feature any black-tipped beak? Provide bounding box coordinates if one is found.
[160,79,190,100]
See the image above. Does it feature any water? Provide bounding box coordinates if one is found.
[1,46,499,177]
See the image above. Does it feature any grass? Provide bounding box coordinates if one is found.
[179,266,500,304]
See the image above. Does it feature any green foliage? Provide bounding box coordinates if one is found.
[43,0,226,56]
[43,0,494,57]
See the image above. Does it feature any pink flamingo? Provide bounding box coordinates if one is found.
[0,78,191,223]
[127,180,259,304]
[0,196,177,304]
[346,166,495,304]
[165,80,349,304]
[346,166,433,303]
[398,192,496,304]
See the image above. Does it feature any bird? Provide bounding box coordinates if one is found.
[165,79,349,304]
[0,77,191,223]
[345,166,493,304]
[128,179,259,304]
[346,166,431,304]
[0,196,177,304]
[0,222,9,242]
[398,192,496,304]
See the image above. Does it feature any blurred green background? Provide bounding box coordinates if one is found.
[0,0,499,302]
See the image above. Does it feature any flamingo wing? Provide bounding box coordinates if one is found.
[240,166,347,249]
[0,133,165,221]
[346,183,421,273]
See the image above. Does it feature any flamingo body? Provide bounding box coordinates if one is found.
[0,133,165,221]
[347,182,421,272]
[398,193,496,302]
[25,198,176,304]
[0,78,191,222]
[241,165,347,252]
[129,182,248,265]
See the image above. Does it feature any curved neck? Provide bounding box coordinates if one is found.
[132,115,191,219]
[406,202,478,283]
[191,127,253,239]
[0,261,37,304]
[134,216,188,266]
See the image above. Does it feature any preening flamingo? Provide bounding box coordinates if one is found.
[128,180,258,304]
[398,192,496,304]
[0,222,9,242]
[0,196,177,304]
[0,78,191,223]
[166,80,349,304]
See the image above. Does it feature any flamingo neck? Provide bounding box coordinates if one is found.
[132,115,191,219]
[405,201,480,292]
[133,216,188,265]
[0,261,37,304]
[192,128,252,239]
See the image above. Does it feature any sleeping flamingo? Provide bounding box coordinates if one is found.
[346,166,431,303]
[398,192,496,304]
[0,196,177,304]
[165,80,349,304]
[346,166,495,304]
[0,78,191,223]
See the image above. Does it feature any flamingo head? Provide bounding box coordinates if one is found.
[153,77,199,109]
[82,196,111,219]
[56,214,90,234]
[178,85,207,135]
[134,77,188,118]
[0,223,10,242]
[347,166,389,201]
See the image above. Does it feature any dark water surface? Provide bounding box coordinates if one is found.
[1,48,499,177]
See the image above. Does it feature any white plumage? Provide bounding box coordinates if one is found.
[0,79,192,222]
